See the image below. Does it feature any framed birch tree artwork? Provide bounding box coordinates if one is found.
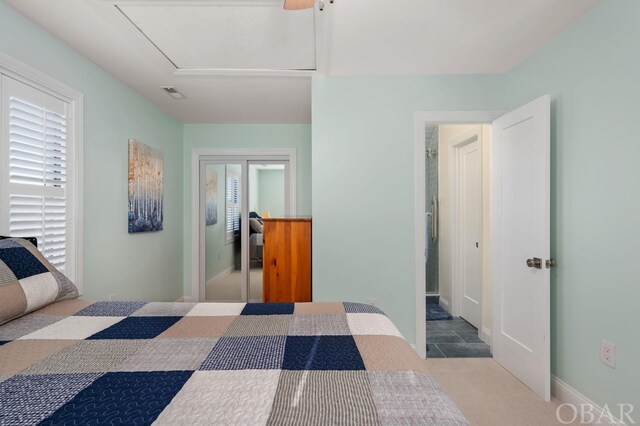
[128,139,164,233]
[205,168,218,225]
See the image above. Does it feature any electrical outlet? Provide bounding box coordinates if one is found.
[600,339,616,368]
[367,298,377,307]
[109,293,118,301]
[218,253,222,260]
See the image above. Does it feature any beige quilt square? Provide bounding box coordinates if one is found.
[293,302,346,315]
[0,339,79,376]
[35,299,94,316]
[158,316,236,338]
[0,282,27,324]
[354,335,429,373]
[0,260,17,285]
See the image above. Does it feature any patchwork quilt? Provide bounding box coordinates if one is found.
[0,300,468,425]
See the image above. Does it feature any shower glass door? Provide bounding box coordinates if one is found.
[425,124,439,295]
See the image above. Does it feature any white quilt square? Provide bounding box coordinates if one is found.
[186,303,245,317]
[154,370,280,425]
[20,273,58,312]
[19,316,125,340]
[347,313,403,338]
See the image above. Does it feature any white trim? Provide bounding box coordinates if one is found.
[480,327,492,345]
[414,111,503,360]
[0,51,84,294]
[315,0,333,75]
[438,296,450,313]
[448,128,482,328]
[190,148,297,302]
[174,69,315,77]
[552,376,625,425]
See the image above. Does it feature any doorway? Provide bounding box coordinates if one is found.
[190,149,297,303]
[423,123,491,359]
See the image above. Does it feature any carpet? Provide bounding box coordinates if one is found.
[427,303,452,321]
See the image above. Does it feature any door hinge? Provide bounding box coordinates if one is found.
[526,257,543,269]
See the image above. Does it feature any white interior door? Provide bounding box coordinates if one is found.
[459,140,482,328]
[491,95,551,401]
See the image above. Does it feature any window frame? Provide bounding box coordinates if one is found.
[0,52,84,293]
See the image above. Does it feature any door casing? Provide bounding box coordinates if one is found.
[414,111,503,359]
[190,148,297,302]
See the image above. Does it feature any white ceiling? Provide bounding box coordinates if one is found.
[4,0,600,124]
[119,3,316,70]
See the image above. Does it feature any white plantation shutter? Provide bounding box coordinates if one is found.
[225,173,240,243]
[2,77,69,272]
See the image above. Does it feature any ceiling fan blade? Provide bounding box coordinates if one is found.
[283,0,315,10]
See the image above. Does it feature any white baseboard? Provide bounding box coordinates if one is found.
[552,376,625,425]
[480,327,491,345]
[439,297,450,312]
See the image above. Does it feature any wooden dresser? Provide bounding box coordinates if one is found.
[262,218,312,303]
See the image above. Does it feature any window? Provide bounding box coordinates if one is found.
[225,166,240,243]
[0,60,82,289]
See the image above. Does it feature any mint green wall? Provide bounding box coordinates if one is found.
[257,169,285,218]
[0,1,184,302]
[205,164,234,281]
[182,124,312,296]
[506,0,639,416]
[311,75,504,344]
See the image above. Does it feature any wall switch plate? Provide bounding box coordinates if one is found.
[600,339,616,368]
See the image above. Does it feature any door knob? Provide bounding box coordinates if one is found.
[545,259,556,269]
[526,258,542,269]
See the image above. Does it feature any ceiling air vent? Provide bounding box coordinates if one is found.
[161,86,186,99]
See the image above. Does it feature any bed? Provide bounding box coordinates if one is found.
[0,237,467,425]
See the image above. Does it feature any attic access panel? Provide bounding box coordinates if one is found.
[118,2,317,71]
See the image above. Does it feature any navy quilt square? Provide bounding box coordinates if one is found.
[0,246,48,280]
[241,303,294,316]
[200,336,286,370]
[282,336,366,371]
[74,301,147,317]
[87,317,181,340]
[40,371,193,425]
[0,373,101,425]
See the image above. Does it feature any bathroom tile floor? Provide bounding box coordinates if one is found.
[427,318,492,358]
